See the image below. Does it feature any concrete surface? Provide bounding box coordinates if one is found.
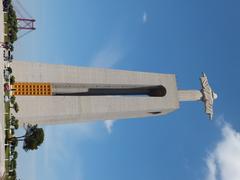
[0,0,5,176]
[11,61,179,126]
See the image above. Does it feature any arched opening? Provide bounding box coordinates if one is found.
[148,85,167,97]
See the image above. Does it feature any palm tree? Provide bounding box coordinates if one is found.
[8,124,45,152]
[23,124,45,151]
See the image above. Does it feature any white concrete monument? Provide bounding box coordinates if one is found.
[11,61,217,126]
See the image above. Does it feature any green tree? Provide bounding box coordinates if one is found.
[13,123,19,130]
[10,115,17,124]
[10,116,19,129]
[12,151,18,160]
[8,176,17,180]
[7,4,18,40]
[10,128,14,136]
[9,159,16,170]
[8,137,18,147]
[10,95,16,104]
[10,144,16,153]
[8,124,45,152]
[4,42,14,51]
[23,124,45,151]
[7,67,12,74]
[8,169,16,177]
[10,76,15,85]
[10,102,19,113]
[8,30,17,43]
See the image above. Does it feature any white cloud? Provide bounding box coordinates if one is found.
[104,120,115,134]
[205,123,240,180]
[142,12,148,24]
[90,42,124,68]
[91,42,121,133]
[90,38,125,134]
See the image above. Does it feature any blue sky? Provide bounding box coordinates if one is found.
[12,0,240,180]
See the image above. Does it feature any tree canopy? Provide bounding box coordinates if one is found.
[23,124,45,151]
[11,102,19,113]
[7,4,18,43]
[10,76,15,85]
[8,124,45,152]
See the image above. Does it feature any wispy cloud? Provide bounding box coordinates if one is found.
[42,124,92,179]
[18,123,99,180]
[104,120,115,134]
[205,122,240,180]
[90,40,124,68]
[90,38,125,133]
[142,12,148,24]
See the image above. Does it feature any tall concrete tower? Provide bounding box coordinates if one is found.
[11,60,217,126]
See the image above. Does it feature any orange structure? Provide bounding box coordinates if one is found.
[12,82,52,96]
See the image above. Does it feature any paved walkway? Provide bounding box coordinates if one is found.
[0,0,5,176]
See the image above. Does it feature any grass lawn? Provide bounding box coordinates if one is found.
[4,25,8,35]
[3,13,8,22]
[4,35,9,43]
[3,13,9,38]
[4,146,10,173]
[4,91,11,174]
